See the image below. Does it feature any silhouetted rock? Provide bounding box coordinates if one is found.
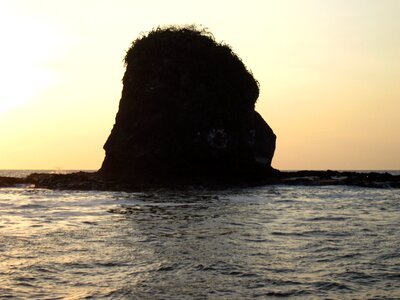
[99,26,276,183]
[1,170,398,190]
[0,176,25,187]
[25,172,101,190]
[3,28,398,191]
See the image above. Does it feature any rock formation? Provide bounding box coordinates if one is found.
[100,26,276,183]
[2,28,399,190]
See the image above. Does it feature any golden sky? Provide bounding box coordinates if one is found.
[0,0,399,170]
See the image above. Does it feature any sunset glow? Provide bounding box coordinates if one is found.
[0,8,57,113]
[0,0,399,170]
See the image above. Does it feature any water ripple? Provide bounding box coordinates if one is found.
[0,185,399,298]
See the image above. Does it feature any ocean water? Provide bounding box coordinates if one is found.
[0,171,399,299]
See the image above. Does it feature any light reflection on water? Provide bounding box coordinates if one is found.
[0,185,399,299]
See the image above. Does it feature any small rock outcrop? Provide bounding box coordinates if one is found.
[100,26,276,183]
[0,176,25,187]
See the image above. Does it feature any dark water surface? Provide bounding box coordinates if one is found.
[0,174,399,299]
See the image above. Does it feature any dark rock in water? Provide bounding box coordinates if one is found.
[1,170,397,191]
[0,176,25,187]
[99,26,276,184]
[276,170,400,189]
[253,112,276,168]
[4,30,396,191]
[25,172,101,190]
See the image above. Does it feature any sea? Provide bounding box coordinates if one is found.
[0,170,399,299]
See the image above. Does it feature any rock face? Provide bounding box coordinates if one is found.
[100,26,276,183]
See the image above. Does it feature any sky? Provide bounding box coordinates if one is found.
[0,0,399,170]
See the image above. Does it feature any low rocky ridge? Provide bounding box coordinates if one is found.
[0,176,25,187]
[1,171,398,190]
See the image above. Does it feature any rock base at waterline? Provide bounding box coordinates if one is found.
[1,170,398,190]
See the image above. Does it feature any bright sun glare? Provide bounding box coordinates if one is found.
[0,63,54,114]
[0,5,58,114]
